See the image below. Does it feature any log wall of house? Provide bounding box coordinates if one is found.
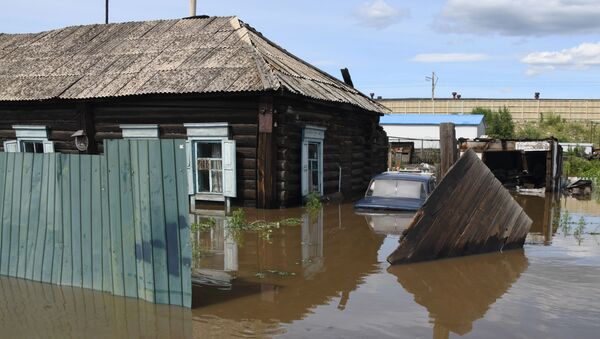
[274,96,388,207]
[0,95,260,207]
[0,93,387,209]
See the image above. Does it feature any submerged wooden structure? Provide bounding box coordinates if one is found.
[387,149,532,265]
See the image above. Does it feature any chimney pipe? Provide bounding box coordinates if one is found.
[189,0,197,17]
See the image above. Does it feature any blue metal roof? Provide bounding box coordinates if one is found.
[380,114,484,126]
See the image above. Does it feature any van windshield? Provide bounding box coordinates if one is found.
[366,179,426,199]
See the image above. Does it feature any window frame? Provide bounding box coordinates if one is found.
[4,125,54,153]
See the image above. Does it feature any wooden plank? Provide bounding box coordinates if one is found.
[130,140,146,301]
[100,156,113,293]
[161,140,182,306]
[439,123,458,179]
[91,156,103,290]
[106,140,124,296]
[41,154,56,283]
[70,156,82,286]
[60,155,73,285]
[137,141,155,302]
[387,149,533,265]
[174,139,192,307]
[148,140,169,304]
[118,140,138,299]
[51,155,63,284]
[32,154,49,282]
[9,153,24,277]
[25,155,43,281]
[0,153,15,276]
[80,155,93,289]
[0,155,5,278]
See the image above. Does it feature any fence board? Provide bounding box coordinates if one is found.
[0,153,14,276]
[0,140,191,307]
[80,155,93,289]
[9,153,24,277]
[70,156,82,287]
[91,156,103,290]
[60,156,72,285]
[41,155,56,283]
[149,140,169,304]
[118,141,137,299]
[25,156,43,281]
[51,156,63,284]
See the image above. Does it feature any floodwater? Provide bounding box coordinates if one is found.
[1,194,600,338]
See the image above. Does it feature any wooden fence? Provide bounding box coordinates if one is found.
[0,139,191,307]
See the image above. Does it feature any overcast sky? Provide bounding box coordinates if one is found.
[2,0,600,99]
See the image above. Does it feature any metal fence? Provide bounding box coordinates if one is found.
[0,139,191,307]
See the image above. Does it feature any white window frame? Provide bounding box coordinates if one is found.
[3,125,54,153]
[185,123,236,203]
[120,124,159,139]
[301,125,326,197]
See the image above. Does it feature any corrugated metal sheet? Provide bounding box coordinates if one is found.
[0,16,385,113]
[0,140,192,307]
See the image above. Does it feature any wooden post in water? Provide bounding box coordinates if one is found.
[439,123,458,178]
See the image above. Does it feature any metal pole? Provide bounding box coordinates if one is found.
[105,0,109,24]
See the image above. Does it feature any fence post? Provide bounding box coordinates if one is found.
[440,123,458,179]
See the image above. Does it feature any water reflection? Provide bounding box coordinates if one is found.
[190,205,384,330]
[0,276,191,339]
[359,211,415,235]
[388,250,529,339]
[514,193,561,245]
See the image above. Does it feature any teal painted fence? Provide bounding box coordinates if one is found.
[0,140,191,307]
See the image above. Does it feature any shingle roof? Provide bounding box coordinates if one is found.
[0,16,386,113]
[380,114,485,126]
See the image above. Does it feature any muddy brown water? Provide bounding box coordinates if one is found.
[1,194,599,338]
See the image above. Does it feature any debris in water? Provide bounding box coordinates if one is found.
[387,149,533,265]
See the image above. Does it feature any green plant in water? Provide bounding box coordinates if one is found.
[191,217,217,233]
[560,210,572,236]
[225,208,302,243]
[305,192,322,214]
[574,216,586,245]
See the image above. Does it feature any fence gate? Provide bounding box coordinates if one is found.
[0,139,191,307]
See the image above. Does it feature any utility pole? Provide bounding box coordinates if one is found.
[105,0,109,24]
[425,71,438,101]
[426,72,438,113]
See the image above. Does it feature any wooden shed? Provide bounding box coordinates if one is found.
[0,16,388,209]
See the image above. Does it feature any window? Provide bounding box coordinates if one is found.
[301,125,326,197]
[195,141,223,194]
[184,123,237,202]
[20,140,44,153]
[308,142,321,194]
[3,125,54,153]
[366,179,426,199]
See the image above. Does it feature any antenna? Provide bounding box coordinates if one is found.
[425,71,438,101]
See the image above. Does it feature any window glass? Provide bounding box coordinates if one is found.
[366,179,425,199]
[307,142,320,193]
[20,140,44,153]
[195,142,223,194]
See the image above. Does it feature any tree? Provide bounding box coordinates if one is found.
[472,106,515,138]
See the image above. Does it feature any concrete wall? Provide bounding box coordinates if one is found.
[380,99,600,122]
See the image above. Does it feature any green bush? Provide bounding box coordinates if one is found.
[472,106,515,138]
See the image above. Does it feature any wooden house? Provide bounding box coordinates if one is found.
[0,16,388,208]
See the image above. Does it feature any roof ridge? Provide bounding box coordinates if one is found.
[234,19,280,91]
[240,22,381,109]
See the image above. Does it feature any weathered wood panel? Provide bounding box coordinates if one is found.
[387,149,532,265]
[0,140,191,307]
